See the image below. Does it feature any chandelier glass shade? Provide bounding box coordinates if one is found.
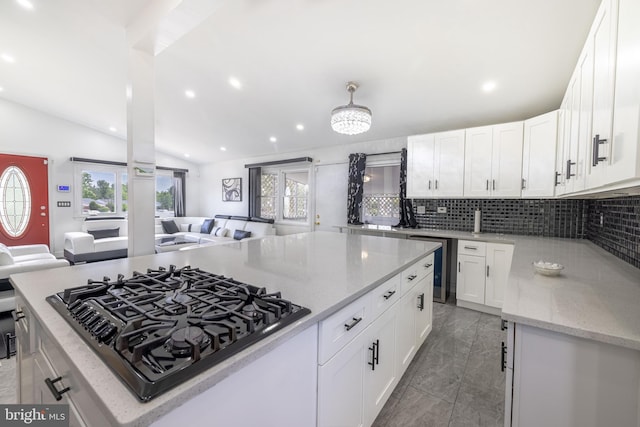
[331,82,372,135]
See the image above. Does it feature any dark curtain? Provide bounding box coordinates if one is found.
[248,167,261,217]
[172,171,186,217]
[347,153,366,225]
[396,148,417,228]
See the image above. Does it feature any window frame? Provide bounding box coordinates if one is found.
[261,165,312,226]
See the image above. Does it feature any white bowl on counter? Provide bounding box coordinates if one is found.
[533,261,564,276]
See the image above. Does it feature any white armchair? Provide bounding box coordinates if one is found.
[0,243,69,312]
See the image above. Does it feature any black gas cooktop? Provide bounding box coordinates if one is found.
[46,265,311,401]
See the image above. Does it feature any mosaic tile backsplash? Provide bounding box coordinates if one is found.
[586,196,640,269]
[411,199,587,238]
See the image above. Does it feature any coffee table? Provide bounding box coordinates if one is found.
[154,236,198,253]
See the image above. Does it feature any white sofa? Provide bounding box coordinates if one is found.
[64,215,276,264]
[0,243,70,312]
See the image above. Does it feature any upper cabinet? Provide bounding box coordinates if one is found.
[522,111,558,198]
[464,122,524,198]
[407,130,465,198]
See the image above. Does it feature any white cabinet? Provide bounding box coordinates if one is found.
[505,322,640,427]
[456,240,513,314]
[587,0,618,188]
[522,111,558,197]
[407,130,465,198]
[318,255,434,427]
[464,122,524,198]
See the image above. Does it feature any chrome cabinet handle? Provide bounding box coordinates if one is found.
[435,179,439,190]
[566,159,576,180]
[383,290,396,300]
[45,376,70,401]
[486,180,489,190]
[592,134,608,167]
[368,339,379,370]
[486,265,490,277]
[458,262,461,273]
[344,317,362,331]
[417,293,425,311]
[428,180,431,190]
[492,179,496,190]
[501,342,507,372]
[555,172,561,186]
[521,178,526,190]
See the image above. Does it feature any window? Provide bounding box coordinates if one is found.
[75,163,184,217]
[362,164,400,226]
[260,167,310,223]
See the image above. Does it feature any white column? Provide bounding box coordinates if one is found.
[126,47,156,257]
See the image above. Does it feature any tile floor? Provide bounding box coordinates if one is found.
[373,302,507,427]
[0,302,506,425]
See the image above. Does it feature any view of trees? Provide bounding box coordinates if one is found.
[81,171,174,214]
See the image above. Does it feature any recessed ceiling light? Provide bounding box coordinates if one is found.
[184,153,190,158]
[0,87,4,92]
[1,54,15,63]
[296,124,304,131]
[220,147,227,151]
[16,0,34,10]
[229,77,242,90]
[482,81,497,92]
[108,126,117,132]
[269,136,277,143]
[185,90,196,99]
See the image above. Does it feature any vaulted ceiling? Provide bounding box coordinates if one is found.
[0,0,601,164]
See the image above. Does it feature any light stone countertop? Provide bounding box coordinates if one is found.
[339,224,640,351]
[10,231,440,427]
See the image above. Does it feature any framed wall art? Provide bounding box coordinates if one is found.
[222,177,242,202]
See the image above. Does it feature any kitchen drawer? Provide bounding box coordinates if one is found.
[417,253,435,278]
[318,292,373,365]
[401,256,430,296]
[458,240,486,257]
[370,274,401,320]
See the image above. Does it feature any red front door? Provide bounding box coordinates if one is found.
[0,154,50,247]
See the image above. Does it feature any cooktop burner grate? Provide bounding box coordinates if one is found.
[47,265,311,401]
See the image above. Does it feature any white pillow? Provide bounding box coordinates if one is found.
[179,224,192,232]
[0,245,14,265]
[213,227,228,237]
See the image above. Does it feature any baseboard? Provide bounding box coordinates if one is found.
[456,299,502,316]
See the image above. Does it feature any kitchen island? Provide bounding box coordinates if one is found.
[11,231,439,427]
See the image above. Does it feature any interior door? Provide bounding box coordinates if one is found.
[0,154,49,246]
[314,163,348,232]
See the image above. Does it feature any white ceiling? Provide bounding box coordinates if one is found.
[0,0,601,164]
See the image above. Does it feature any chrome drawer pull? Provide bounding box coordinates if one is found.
[344,317,362,331]
[464,246,477,250]
[407,274,417,281]
[383,290,396,300]
[424,263,433,268]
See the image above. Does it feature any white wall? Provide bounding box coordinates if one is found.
[199,136,407,235]
[0,98,200,256]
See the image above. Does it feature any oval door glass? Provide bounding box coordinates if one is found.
[0,166,31,237]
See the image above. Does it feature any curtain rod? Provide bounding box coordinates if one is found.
[366,151,401,156]
[244,156,313,168]
[70,157,189,173]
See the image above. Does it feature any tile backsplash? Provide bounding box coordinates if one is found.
[585,196,640,269]
[412,199,587,238]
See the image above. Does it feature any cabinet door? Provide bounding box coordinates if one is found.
[415,271,433,347]
[588,0,618,188]
[456,254,486,305]
[555,95,571,195]
[491,122,524,197]
[608,0,640,185]
[317,331,367,427]
[396,286,417,377]
[434,130,466,197]
[407,134,435,198]
[363,307,398,427]
[575,41,594,193]
[484,243,514,309]
[565,71,582,194]
[464,126,493,198]
[522,111,558,198]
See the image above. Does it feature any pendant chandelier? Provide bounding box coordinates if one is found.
[331,82,372,135]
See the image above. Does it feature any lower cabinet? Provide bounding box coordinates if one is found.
[456,240,514,314]
[318,255,434,427]
[505,322,640,427]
